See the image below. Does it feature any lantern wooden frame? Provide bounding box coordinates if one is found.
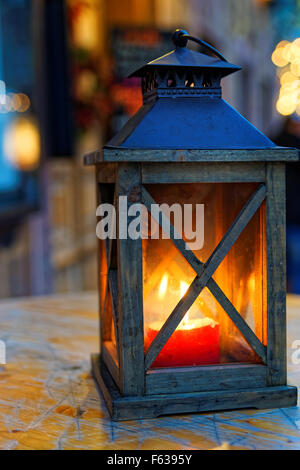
[86,147,298,421]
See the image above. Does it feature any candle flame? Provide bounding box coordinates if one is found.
[156,275,217,331]
[158,273,169,300]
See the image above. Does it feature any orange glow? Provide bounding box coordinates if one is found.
[143,182,265,367]
[248,274,256,293]
[111,83,142,116]
[70,0,100,51]
[145,272,220,367]
[3,117,41,171]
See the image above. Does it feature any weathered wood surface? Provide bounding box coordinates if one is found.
[84,147,299,165]
[0,292,299,449]
[145,364,267,395]
[102,341,119,388]
[117,164,144,396]
[96,163,116,183]
[266,164,287,386]
[142,162,266,183]
[93,357,296,421]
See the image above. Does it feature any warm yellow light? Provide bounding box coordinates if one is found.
[3,117,41,171]
[272,48,289,67]
[279,88,300,103]
[248,274,255,293]
[290,39,300,60]
[279,85,299,100]
[76,70,97,100]
[276,97,297,116]
[280,70,298,85]
[158,273,168,300]
[276,40,290,49]
[280,84,300,101]
[180,281,189,298]
[180,281,191,327]
[72,0,99,51]
[271,40,300,66]
[290,59,300,77]
[282,42,295,62]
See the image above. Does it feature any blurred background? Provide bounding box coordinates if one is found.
[0,0,300,299]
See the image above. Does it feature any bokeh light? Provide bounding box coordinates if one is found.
[0,92,30,114]
[272,38,300,116]
[3,116,41,171]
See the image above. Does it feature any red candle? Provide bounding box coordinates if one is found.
[145,317,220,368]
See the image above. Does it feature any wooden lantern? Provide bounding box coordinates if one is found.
[84,30,298,420]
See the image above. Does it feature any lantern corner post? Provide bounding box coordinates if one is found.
[116,162,145,397]
[265,162,287,386]
[265,162,296,405]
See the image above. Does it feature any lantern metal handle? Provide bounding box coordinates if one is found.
[172,29,228,63]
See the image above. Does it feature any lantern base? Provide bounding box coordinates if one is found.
[91,354,297,421]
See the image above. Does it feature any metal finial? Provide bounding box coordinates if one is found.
[172,29,189,48]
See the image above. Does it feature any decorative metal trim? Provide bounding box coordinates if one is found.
[143,86,222,104]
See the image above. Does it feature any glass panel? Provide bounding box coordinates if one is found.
[99,238,108,315]
[214,183,267,363]
[102,286,119,366]
[143,183,266,369]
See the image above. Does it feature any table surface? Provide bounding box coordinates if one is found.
[0,292,299,450]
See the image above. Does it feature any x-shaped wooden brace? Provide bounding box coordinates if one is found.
[142,184,267,371]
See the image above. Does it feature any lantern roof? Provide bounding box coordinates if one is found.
[129,45,241,80]
[104,30,277,151]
